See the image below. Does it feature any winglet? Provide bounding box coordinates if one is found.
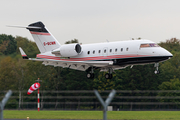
[19,47,28,59]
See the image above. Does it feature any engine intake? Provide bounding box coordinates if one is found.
[59,44,82,57]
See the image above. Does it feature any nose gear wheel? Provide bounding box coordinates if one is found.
[154,63,160,74]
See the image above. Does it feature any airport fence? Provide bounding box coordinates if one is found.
[1,90,180,111]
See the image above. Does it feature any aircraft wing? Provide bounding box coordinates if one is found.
[19,47,113,71]
[29,58,113,71]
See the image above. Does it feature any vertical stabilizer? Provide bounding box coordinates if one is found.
[27,21,61,53]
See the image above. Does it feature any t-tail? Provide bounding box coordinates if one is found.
[27,21,61,53]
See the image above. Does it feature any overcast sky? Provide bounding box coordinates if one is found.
[1,0,180,44]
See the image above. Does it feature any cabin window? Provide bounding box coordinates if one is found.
[93,50,95,54]
[121,48,123,51]
[99,50,101,53]
[115,48,117,52]
[126,48,129,51]
[104,49,106,53]
[87,51,90,54]
[110,49,112,52]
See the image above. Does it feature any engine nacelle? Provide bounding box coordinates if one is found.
[59,44,82,57]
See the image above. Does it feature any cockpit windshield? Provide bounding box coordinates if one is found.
[140,43,159,48]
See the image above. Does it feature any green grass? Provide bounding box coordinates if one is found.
[3,110,180,119]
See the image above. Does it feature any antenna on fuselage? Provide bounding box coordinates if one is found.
[106,39,109,42]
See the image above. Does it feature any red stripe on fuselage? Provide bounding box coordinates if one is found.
[30,31,51,35]
[36,54,151,61]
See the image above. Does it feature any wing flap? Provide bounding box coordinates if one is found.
[29,58,113,71]
[30,58,113,66]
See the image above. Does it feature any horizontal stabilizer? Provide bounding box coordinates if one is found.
[7,25,41,29]
[19,47,28,59]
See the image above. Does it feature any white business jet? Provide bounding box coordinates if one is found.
[17,21,172,79]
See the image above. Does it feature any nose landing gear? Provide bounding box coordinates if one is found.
[154,63,160,74]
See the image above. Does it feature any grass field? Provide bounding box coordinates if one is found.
[3,110,180,119]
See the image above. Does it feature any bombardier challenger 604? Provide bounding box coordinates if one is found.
[14,21,173,79]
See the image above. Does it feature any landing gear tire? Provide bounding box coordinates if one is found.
[87,73,94,79]
[105,73,112,79]
[154,63,160,74]
[154,70,160,74]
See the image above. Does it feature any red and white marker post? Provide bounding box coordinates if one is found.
[27,78,42,112]
[36,78,42,112]
[37,88,40,111]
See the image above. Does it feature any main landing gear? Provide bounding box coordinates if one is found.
[105,68,113,79]
[154,63,160,74]
[86,67,114,79]
[87,67,94,79]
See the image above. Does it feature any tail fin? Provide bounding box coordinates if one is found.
[27,21,61,53]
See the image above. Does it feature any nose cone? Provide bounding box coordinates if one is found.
[168,51,173,57]
[161,48,173,58]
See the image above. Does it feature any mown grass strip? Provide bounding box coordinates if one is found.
[4,110,180,119]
